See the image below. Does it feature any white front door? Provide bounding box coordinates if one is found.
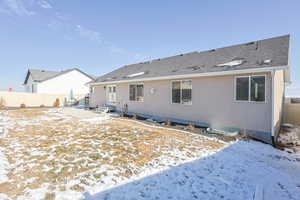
[106,85,117,104]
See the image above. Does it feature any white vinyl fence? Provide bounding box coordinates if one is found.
[0,91,85,108]
[284,97,300,126]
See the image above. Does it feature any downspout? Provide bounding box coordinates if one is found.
[271,70,276,147]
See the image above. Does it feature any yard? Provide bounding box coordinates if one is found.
[0,108,299,200]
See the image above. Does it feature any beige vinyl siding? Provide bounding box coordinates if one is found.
[92,73,272,134]
[89,85,106,107]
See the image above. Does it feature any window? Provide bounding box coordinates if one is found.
[129,84,144,102]
[172,80,192,104]
[235,75,265,102]
[236,77,249,101]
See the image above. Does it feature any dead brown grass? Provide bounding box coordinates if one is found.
[8,108,47,119]
[53,98,60,107]
[0,109,225,199]
[0,97,6,109]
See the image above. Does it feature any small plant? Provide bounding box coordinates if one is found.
[0,97,6,109]
[165,120,172,126]
[20,103,26,108]
[53,98,60,107]
[187,123,195,131]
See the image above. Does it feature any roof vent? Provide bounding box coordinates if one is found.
[186,66,201,71]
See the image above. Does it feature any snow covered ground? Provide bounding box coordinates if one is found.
[0,108,299,200]
[85,140,300,200]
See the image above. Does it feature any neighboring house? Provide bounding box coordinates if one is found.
[24,68,95,95]
[89,35,291,144]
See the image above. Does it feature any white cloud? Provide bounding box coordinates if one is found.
[76,25,105,44]
[0,0,35,16]
[37,0,52,9]
[0,0,52,16]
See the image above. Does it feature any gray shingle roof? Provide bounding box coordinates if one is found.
[24,68,95,84]
[94,35,290,83]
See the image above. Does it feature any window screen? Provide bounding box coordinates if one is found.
[129,85,136,101]
[236,77,249,101]
[181,80,192,104]
[136,84,144,102]
[172,80,192,104]
[172,81,181,103]
[129,84,144,102]
[250,76,265,102]
[235,76,266,102]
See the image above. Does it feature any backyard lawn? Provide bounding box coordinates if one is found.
[0,108,299,200]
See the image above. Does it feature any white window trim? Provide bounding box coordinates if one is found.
[129,83,144,102]
[234,75,267,103]
[171,80,192,105]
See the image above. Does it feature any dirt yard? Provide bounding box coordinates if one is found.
[0,108,226,199]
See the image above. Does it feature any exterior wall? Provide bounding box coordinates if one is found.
[36,70,92,95]
[91,72,272,134]
[283,97,300,126]
[0,91,84,107]
[24,75,37,93]
[89,85,106,108]
[273,70,285,138]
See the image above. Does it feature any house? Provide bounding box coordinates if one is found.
[24,68,95,95]
[89,35,291,144]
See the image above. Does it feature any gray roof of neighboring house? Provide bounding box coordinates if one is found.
[24,68,95,84]
[93,35,290,83]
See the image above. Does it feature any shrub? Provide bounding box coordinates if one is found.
[0,97,6,109]
[53,98,60,107]
[20,103,26,108]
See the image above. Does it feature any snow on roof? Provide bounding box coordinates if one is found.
[126,72,145,78]
[263,59,272,64]
[216,59,244,67]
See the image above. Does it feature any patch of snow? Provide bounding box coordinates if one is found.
[18,183,50,200]
[55,190,84,200]
[0,147,9,184]
[0,193,8,200]
[263,59,272,64]
[126,72,145,78]
[85,140,300,200]
[216,60,244,67]
[79,116,110,123]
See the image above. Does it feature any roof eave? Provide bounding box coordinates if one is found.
[89,66,288,86]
